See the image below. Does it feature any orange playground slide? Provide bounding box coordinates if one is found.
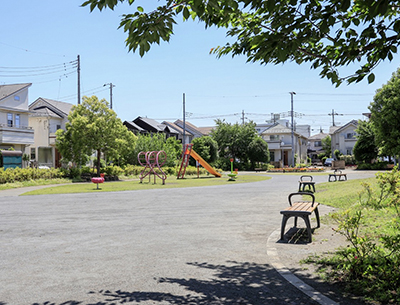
[190,150,222,177]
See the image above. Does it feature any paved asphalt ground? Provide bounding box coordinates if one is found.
[0,170,378,305]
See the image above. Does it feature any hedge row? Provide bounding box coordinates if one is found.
[0,164,215,184]
[0,167,64,184]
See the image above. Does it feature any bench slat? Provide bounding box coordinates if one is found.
[281,202,319,214]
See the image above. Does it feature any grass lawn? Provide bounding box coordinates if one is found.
[21,173,271,195]
[314,177,398,236]
[314,177,377,209]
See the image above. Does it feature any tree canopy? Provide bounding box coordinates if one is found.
[132,133,182,167]
[82,0,400,86]
[353,120,378,163]
[369,67,400,157]
[56,96,136,175]
[191,136,219,165]
[210,119,269,169]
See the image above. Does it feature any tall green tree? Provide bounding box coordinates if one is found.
[247,137,270,169]
[369,68,400,159]
[56,96,136,176]
[191,136,218,165]
[321,135,332,158]
[82,0,400,86]
[211,120,269,169]
[353,120,378,163]
[132,133,182,167]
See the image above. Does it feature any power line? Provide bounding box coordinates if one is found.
[0,41,68,57]
[0,60,77,77]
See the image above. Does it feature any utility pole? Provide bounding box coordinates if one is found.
[289,92,296,167]
[77,55,81,105]
[182,93,186,147]
[104,83,115,109]
[241,110,247,125]
[328,109,343,126]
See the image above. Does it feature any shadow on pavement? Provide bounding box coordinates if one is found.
[20,261,323,305]
[90,261,320,304]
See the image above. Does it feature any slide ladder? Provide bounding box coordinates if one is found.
[177,144,193,179]
[177,144,221,179]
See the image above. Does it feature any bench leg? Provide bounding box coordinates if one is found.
[302,215,312,243]
[281,215,290,240]
[315,207,320,228]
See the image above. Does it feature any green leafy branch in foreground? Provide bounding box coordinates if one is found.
[82,0,400,86]
[323,168,400,303]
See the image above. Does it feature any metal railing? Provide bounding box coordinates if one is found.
[0,123,33,130]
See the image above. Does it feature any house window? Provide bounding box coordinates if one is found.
[30,148,36,160]
[15,114,20,128]
[270,135,280,141]
[56,124,61,130]
[270,151,275,161]
[314,141,322,147]
[345,132,356,139]
[7,113,13,127]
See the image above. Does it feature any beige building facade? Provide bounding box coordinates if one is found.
[28,98,73,167]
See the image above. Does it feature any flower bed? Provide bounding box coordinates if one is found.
[267,167,325,173]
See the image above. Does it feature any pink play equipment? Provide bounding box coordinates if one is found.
[177,144,221,179]
[91,173,105,189]
[138,150,167,185]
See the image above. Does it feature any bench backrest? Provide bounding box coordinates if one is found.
[299,175,313,182]
[288,192,315,207]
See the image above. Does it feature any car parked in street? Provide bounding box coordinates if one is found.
[324,158,334,166]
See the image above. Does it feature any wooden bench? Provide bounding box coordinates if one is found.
[328,170,347,182]
[280,192,320,243]
[298,175,316,193]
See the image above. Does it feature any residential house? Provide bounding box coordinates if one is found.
[197,126,214,136]
[123,116,179,139]
[261,123,308,167]
[0,83,34,160]
[308,132,329,164]
[173,119,205,143]
[29,98,74,167]
[162,121,193,144]
[330,120,359,156]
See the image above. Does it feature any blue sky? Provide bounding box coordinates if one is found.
[2,0,399,134]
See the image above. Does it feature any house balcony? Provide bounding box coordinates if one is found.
[267,140,293,150]
[0,124,34,145]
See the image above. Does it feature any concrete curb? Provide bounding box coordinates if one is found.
[267,228,339,305]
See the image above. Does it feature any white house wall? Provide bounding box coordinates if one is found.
[0,89,29,111]
[332,124,358,155]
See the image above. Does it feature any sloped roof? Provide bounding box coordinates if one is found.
[30,107,60,118]
[262,123,292,134]
[329,125,341,134]
[0,83,32,101]
[29,97,74,118]
[309,132,329,141]
[133,116,166,132]
[262,123,307,139]
[162,121,193,136]
[174,119,204,135]
[197,126,214,135]
[123,121,145,132]
[332,119,358,134]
